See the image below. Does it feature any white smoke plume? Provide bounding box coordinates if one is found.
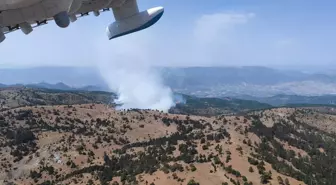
[173,94,187,105]
[94,33,175,112]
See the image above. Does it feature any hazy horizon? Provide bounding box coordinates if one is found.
[0,64,335,73]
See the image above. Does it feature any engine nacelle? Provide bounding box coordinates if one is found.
[0,30,5,43]
[54,11,70,28]
[106,6,164,40]
[19,22,33,35]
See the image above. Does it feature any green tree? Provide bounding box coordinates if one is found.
[249,166,254,173]
[277,176,284,185]
[190,164,197,172]
[187,179,200,185]
[260,171,272,184]
[213,156,221,164]
[285,178,290,185]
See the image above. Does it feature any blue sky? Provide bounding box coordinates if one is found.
[0,0,336,68]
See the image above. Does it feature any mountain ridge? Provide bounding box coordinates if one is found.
[2,66,336,97]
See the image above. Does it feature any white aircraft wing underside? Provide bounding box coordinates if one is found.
[0,0,42,10]
[2,8,110,35]
[0,0,164,43]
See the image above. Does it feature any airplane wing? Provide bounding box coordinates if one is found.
[2,8,110,35]
[0,0,164,43]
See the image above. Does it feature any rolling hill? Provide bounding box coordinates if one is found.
[0,87,114,110]
[0,87,335,185]
[170,95,272,116]
[0,87,272,116]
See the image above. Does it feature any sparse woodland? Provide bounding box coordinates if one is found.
[0,88,336,185]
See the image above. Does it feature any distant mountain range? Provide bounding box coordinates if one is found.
[161,66,336,97]
[0,82,107,92]
[0,67,105,87]
[2,66,336,97]
[162,66,336,86]
[235,94,336,106]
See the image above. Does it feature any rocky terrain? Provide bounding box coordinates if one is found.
[1,88,336,185]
